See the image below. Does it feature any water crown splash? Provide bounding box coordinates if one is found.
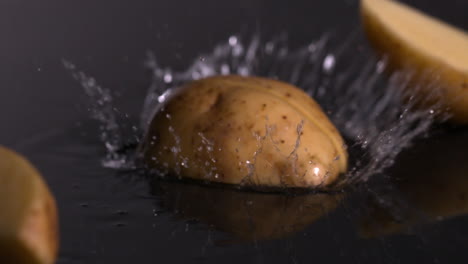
[67,33,446,188]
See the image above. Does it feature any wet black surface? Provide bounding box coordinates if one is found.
[1,0,468,263]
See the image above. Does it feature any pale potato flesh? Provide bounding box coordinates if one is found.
[140,75,348,189]
[361,0,468,123]
[0,146,59,264]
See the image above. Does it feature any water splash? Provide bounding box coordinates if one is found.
[63,60,134,169]
[69,33,448,188]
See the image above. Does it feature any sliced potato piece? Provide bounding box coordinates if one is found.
[140,75,348,189]
[361,0,468,123]
[0,146,58,264]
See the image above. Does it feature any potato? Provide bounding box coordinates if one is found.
[359,128,468,237]
[0,146,58,264]
[151,178,342,241]
[361,0,468,123]
[140,75,348,189]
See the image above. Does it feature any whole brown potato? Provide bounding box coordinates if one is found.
[140,75,348,189]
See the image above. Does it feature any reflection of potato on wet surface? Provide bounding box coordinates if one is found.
[359,128,468,237]
[0,146,59,264]
[140,75,347,189]
[361,0,468,123]
[151,179,342,241]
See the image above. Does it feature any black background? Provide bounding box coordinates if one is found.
[1,0,467,263]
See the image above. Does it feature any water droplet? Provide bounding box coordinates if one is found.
[228,36,238,46]
[308,43,317,52]
[233,45,244,57]
[376,60,386,73]
[171,146,179,153]
[265,42,274,54]
[322,54,335,73]
[163,73,173,83]
[238,66,249,76]
[192,71,201,80]
[153,209,164,217]
[157,89,173,103]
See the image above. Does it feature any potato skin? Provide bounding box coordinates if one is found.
[361,0,468,123]
[140,75,347,189]
[0,146,59,264]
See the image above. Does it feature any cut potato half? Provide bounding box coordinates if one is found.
[0,146,58,264]
[361,0,468,123]
[140,75,348,189]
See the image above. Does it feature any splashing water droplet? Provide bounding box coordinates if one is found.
[265,42,275,54]
[163,73,173,83]
[157,89,172,103]
[228,36,238,46]
[64,60,134,169]
[376,59,386,73]
[322,54,335,73]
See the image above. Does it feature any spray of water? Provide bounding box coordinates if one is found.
[63,60,130,169]
[66,33,448,188]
